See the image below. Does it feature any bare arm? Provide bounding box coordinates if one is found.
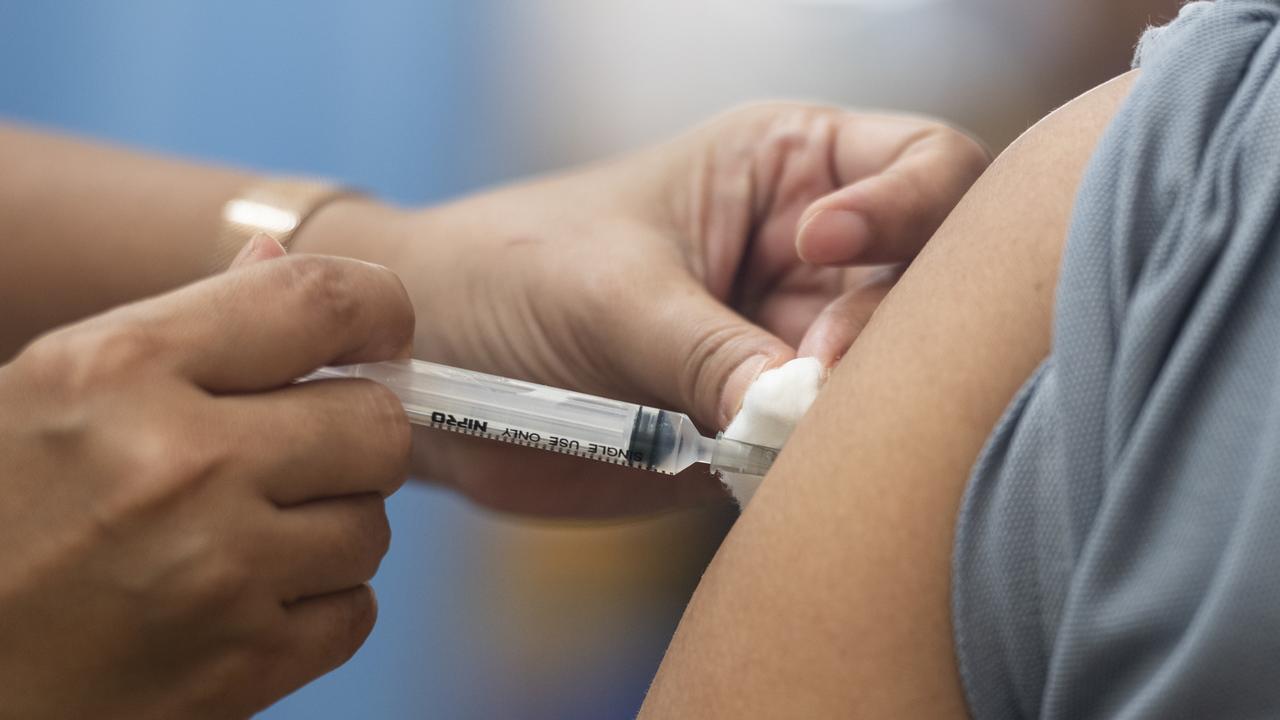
[640,71,1138,718]
[0,123,400,360]
[0,124,251,356]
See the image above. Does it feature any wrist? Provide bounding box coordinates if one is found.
[300,195,478,352]
[289,196,415,270]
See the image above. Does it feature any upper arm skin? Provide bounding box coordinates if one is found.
[640,71,1138,719]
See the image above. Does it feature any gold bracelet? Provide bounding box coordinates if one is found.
[212,178,360,273]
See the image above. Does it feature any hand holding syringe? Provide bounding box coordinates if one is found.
[307,359,778,478]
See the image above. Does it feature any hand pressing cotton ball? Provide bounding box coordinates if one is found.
[720,357,825,507]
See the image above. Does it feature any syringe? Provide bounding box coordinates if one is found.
[306,359,778,477]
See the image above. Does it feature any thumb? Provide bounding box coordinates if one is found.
[608,277,794,430]
[227,233,288,271]
[795,127,989,267]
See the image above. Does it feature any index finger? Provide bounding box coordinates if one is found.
[135,255,415,392]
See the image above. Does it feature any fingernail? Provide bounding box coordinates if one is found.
[796,210,871,265]
[719,354,774,429]
[228,234,265,269]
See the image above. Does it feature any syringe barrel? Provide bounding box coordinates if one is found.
[310,359,778,477]
[309,359,652,468]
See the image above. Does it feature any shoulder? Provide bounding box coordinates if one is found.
[640,71,1137,720]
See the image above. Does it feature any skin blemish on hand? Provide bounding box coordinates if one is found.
[503,235,544,250]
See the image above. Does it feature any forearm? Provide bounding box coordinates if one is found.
[0,123,254,357]
[641,72,1138,718]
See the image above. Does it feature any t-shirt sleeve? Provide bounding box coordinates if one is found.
[952,3,1280,718]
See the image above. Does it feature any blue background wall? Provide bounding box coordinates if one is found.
[0,1,503,201]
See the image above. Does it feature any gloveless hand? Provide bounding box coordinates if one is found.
[301,103,990,516]
[0,239,413,719]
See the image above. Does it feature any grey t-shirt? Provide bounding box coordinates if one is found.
[952,2,1280,718]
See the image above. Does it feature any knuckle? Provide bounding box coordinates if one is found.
[280,256,360,332]
[183,551,256,613]
[73,323,161,385]
[101,419,225,525]
[18,320,159,396]
[701,101,809,167]
[752,107,814,158]
[344,498,392,580]
[364,382,412,485]
[205,562,254,609]
[679,318,755,419]
[326,586,377,665]
[709,102,847,198]
[11,332,77,390]
[374,263,417,354]
[127,417,217,488]
[366,503,393,564]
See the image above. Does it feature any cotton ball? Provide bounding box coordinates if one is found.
[720,357,825,507]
